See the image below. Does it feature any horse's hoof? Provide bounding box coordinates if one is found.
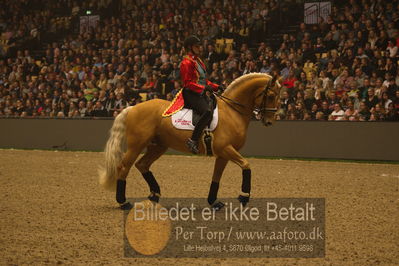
[238,195,249,206]
[212,201,225,211]
[120,201,133,210]
[148,192,160,203]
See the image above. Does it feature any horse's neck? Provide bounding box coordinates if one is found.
[223,78,266,111]
[225,90,255,111]
[220,79,262,126]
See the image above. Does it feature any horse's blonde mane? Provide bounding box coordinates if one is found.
[224,72,272,93]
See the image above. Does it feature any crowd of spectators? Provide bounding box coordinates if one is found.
[274,0,399,121]
[0,0,398,121]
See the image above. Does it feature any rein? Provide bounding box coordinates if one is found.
[215,93,252,116]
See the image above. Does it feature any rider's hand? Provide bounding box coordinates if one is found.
[202,85,213,96]
[217,84,226,94]
[205,85,213,92]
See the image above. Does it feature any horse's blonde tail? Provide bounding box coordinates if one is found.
[99,107,130,191]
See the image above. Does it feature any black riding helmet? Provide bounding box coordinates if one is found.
[184,35,201,49]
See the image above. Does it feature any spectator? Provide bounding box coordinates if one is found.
[279,91,294,111]
[370,104,386,121]
[358,102,371,121]
[329,104,345,121]
[68,102,78,118]
[91,101,108,117]
[385,103,399,121]
[320,101,331,120]
[78,101,87,117]
[114,93,127,113]
[344,100,359,121]
[364,88,379,110]
[295,102,306,120]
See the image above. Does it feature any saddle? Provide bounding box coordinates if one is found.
[162,90,218,156]
[162,90,218,131]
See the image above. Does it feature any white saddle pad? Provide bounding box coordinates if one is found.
[171,106,218,131]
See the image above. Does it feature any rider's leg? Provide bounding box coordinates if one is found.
[187,101,211,154]
[191,108,212,141]
[182,89,211,154]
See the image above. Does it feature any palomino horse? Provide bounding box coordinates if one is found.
[99,73,281,209]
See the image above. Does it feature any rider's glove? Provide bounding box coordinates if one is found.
[202,85,213,96]
[217,84,226,94]
[205,85,213,92]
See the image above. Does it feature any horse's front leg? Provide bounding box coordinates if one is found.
[208,157,228,210]
[221,145,251,206]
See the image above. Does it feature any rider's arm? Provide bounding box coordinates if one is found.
[206,80,219,91]
[180,60,205,93]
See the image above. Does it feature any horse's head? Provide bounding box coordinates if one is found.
[222,73,282,125]
[253,75,281,126]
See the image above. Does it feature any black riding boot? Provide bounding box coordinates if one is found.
[187,110,212,154]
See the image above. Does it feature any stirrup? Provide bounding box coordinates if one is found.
[186,138,199,154]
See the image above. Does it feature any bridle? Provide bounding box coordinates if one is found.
[215,77,279,126]
[254,78,280,125]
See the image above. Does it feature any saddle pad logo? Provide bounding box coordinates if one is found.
[174,118,192,126]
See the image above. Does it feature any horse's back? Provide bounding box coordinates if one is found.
[124,99,170,132]
[127,99,169,115]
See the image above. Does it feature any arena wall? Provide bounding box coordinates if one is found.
[1,118,398,161]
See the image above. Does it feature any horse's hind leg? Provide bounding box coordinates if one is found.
[220,145,251,206]
[208,157,228,210]
[135,143,168,202]
[116,146,143,209]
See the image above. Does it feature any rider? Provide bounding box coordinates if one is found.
[181,35,225,154]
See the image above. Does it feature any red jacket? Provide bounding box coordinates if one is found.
[180,53,218,93]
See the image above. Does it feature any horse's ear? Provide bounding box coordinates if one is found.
[270,75,277,86]
[275,77,283,90]
[270,75,282,89]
